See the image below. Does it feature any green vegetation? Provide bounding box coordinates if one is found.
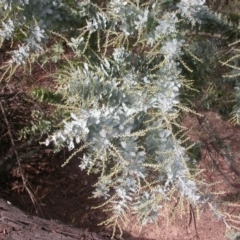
[1,0,240,237]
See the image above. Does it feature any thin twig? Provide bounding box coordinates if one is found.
[0,99,40,213]
[195,113,240,190]
[189,204,200,240]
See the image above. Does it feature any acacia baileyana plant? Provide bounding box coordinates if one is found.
[1,0,240,236]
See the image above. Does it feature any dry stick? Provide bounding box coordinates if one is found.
[210,140,240,177]
[201,116,240,177]
[0,99,40,212]
[188,204,200,240]
[189,32,229,40]
[0,92,17,99]
[202,138,234,188]
[195,114,240,190]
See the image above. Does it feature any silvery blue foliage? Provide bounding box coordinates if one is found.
[156,12,177,35]
[0,19,14,39]
[86,12,108,33]
[177,0,207,25]
[41,0,210,224]
[109,0,150,35]
[162,39,184,60]
[11,45,30,65]
[0,0,84,63]
[2,0,232,226]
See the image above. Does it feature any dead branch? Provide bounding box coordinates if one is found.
[0,99,40,211]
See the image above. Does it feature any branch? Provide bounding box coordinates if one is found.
[0,99,40,210]
[189,31,229,40]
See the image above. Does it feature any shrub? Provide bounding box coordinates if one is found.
[1,0,240,236]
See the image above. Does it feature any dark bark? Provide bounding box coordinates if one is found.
[0,198,106,240]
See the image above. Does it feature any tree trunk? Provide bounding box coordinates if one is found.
[0,198,106,240]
